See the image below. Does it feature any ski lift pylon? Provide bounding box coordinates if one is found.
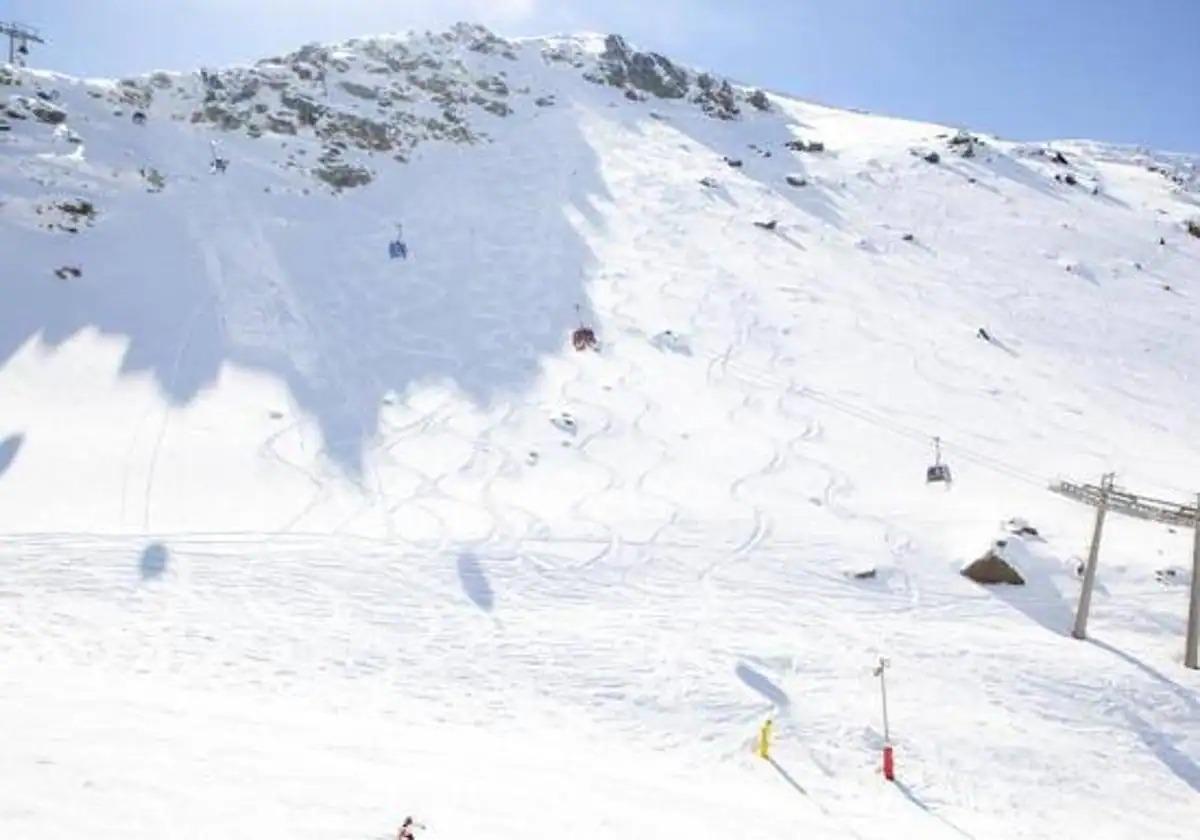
[926,436,952,485]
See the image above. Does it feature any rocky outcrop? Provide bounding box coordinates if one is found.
[594,35,690,99]
[280,92,325,126]
[314,162,372,190]
[451,22,519,59]
[962,546,1025,585]
[747,89,771,111]
[317,112,395,151]
[476,76,509,97]
[786,139,825,153]
[34,199,98,234]
[139,167,166,192]
[26,98,67,125]
[340,81,378,100]
[947,129,983,159]
[266,114,298,135]
[693,73,739,120]
[193,103,245,131]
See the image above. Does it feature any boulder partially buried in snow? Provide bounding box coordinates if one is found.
[550,412,578,435]
[650,330,692,355]
[962,546,1025,585]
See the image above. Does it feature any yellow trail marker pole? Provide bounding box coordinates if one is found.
[757,718,773,759]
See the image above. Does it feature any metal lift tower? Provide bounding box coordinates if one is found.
[1,21,44,65]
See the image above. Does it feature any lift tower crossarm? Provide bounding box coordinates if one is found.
[0,22,45,65]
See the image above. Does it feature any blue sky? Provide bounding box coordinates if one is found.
[4,0,1197,152]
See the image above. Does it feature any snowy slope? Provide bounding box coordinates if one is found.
[2,24,1200,840]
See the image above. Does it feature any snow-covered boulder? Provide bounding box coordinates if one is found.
[650,330,692,355]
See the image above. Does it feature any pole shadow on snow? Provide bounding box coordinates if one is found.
[894,780,976,839]
[1089,638,1200,794]
[139,542,169,580]
[1089,638,1200,715]
[0,434,23,480]
[0,100,610,476]
[765,757,807,797]
[765,756,842,825]
[456,552,494,612]
[736,661,790,710]
[1119,707,1200,794]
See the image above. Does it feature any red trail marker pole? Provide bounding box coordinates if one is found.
[874,657,895,781]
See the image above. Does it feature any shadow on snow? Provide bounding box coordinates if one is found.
[456,552,495,612]
[735,661,790,710]
[0,433,23,480]
[139,542,169,580]
[0,106,609,475]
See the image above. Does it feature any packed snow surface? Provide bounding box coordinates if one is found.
[2,25,1199,840]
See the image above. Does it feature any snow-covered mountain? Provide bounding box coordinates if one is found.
[2,23,1199,839]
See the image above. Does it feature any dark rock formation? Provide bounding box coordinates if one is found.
[962,548,1025,585]
[597,35,689,99]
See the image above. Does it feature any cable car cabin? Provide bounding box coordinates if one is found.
[572,327,597,352]
[388,239,408,260]
[926,463,952,484]
[926,436,951,484]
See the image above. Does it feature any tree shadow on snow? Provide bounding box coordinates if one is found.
[456,552,494,612]
[139,542,169,580]
[0,434,23,480]
[0,107,609,475]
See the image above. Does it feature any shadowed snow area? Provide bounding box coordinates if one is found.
[736,661,790,710]
[138,541,169,579]
[0,91,606,471]
[456,551,495,611]
[0,433,22,479]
